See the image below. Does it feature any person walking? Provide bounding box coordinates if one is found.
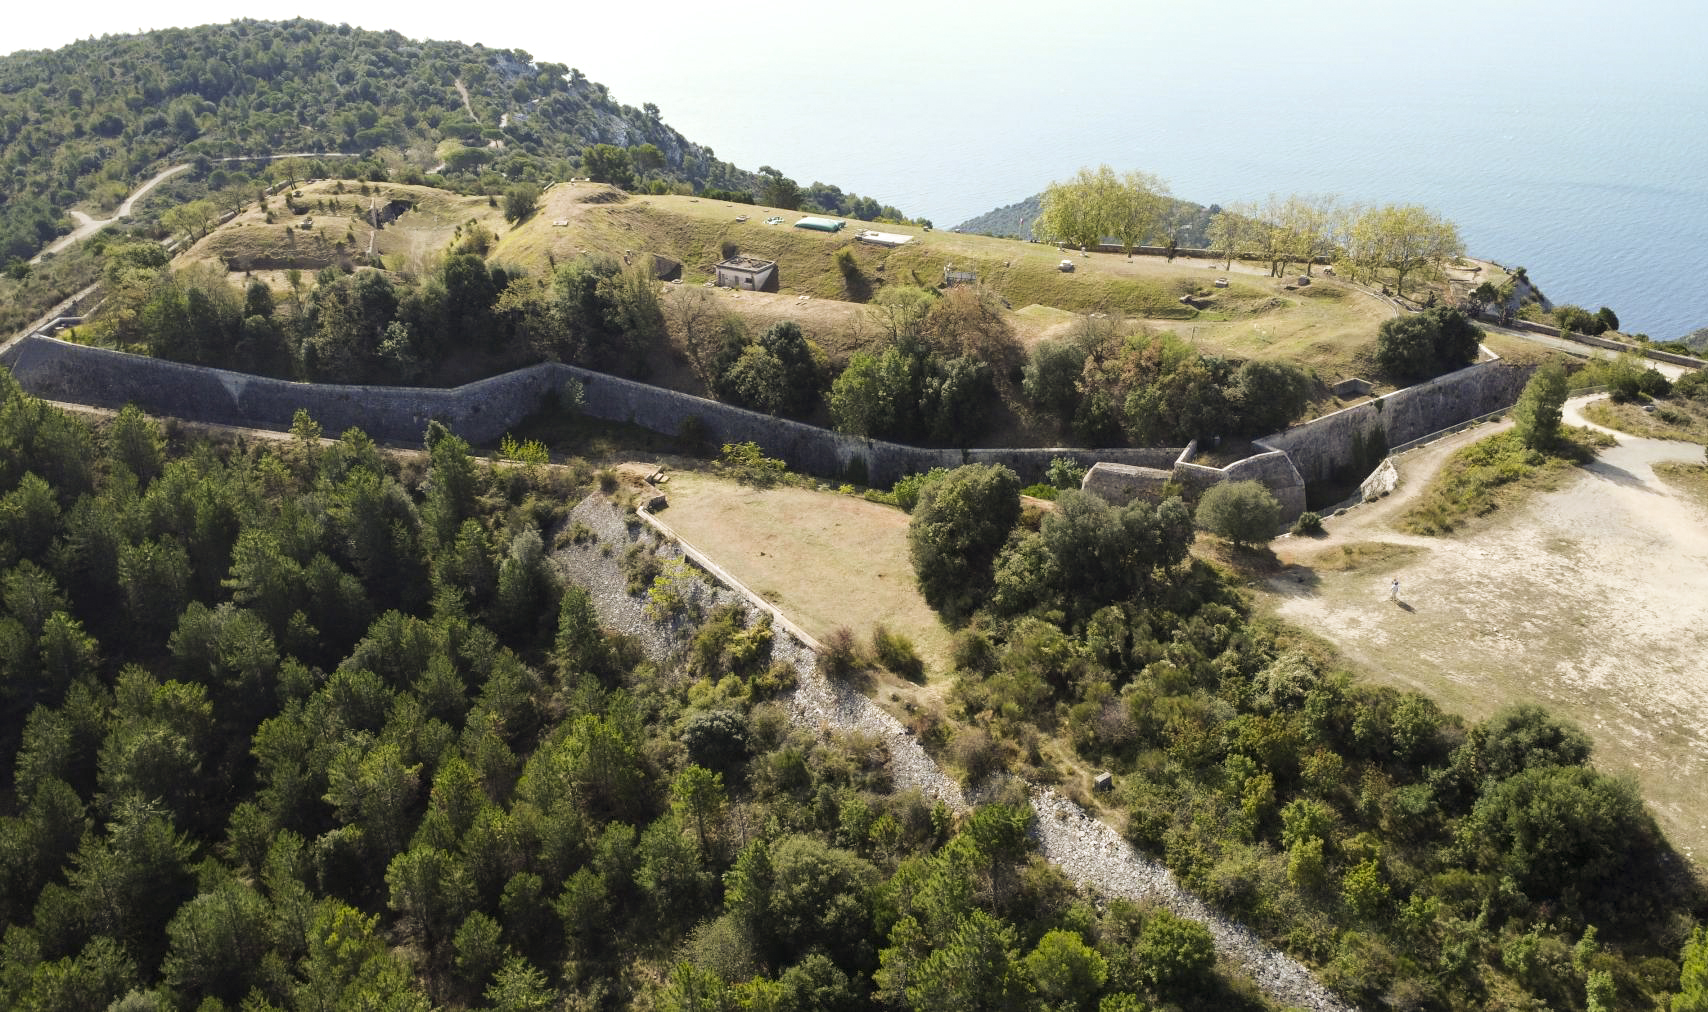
[1390,577,1400,601]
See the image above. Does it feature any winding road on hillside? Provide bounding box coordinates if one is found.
[27,151,364,266]
[28,163,192,263]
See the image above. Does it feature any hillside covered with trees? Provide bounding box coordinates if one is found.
[0,372,1308,1010]
[896,462,1706,1010]
[0,19,907,268]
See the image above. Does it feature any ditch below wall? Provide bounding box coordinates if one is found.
[1257,358,1536,485]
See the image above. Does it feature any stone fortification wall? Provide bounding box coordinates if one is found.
[557,364,1179,486]
[0,336,564,446]
[1080,463,1174,505]
[1,336,1530,514]
[0,337,1180,488]
[1258,359,1535,483]
[1170,461,1225,497]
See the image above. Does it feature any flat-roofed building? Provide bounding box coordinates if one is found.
[714,256,778,292]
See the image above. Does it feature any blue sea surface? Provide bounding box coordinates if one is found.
[570,1,1708,338]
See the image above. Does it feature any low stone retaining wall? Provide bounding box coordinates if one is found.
[1493,316,1706,368]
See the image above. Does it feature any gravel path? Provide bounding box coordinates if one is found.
[554,492,1354,1012]
[31,163,192,263]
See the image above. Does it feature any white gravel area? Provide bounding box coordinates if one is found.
[553,493,1354,1012]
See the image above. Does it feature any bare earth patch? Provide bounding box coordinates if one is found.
[1263,397,1708,862]
[653,472,957,672]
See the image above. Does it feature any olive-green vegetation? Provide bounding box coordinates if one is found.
[1511,362,1570,451]
[953,191,1218,248]
[1014,171,1463,301]
[1374,306,1483,382]
[1195,481,1282,548]
[79,240,670,386]
[1035,166,1172,255]
[1022,315,1314,445]
[1400,427,1614,535]
[0,372,1288,1010]
[907,465,1022,623]
[907,465,1703,1010]
[1569,352,1680,401]
[0,20,907,329]
[1574,358,1708,446]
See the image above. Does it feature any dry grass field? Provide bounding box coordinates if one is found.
[1581,396,1708,445]
[174,179,1451,407]
[493,185,1401,385]
[179,179,511,287]
[653,471,957,672]
[1261,400,1708,863]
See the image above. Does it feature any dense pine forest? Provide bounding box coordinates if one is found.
[0,372,1292,1010]
[0,361,1703,1008]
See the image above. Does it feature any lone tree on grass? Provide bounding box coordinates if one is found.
[502,183,540,224]
[1195,480,1280,548]
[1511,362,1569,451]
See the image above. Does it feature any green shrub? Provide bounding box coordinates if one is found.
[1290,511,1324,536]
[890,467,950,513]
[1195,480,1281,547]
[871,624,925,682]
[645,558,699,620]
[1020,482,1059,500]
[717,441,790,487]
[1046,456,1087,490]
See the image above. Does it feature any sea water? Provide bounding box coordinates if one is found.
[567,0,1708,339]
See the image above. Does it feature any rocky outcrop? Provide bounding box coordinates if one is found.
[1361,458,1399,501]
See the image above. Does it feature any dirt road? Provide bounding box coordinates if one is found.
[1266,396,1708,860]
[30,163,192,262]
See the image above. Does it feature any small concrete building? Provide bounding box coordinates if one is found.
[714,256,778,292]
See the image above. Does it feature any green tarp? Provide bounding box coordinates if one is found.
[794,216,844,232]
